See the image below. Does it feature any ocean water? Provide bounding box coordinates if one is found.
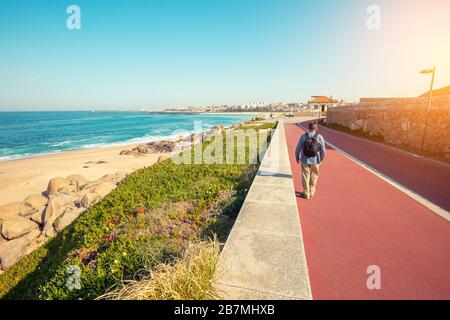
[0,112,252,161]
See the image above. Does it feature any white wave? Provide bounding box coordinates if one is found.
[51,140,73,147]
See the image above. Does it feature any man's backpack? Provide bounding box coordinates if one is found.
[303,133,321,157]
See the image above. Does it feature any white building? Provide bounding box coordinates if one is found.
[308,96,339,112]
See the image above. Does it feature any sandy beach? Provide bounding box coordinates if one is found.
[0,143,165,206]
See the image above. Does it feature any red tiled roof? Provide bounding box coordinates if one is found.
[309,96,338,104]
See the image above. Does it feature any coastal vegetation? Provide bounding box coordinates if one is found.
[0,122,277,300]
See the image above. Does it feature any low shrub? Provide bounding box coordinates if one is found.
[97,239,221,300]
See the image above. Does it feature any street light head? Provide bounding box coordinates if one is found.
[420,68,434,74]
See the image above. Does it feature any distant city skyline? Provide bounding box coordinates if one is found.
[0,0,449,111]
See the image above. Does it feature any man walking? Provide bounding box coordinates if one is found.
[295,122,326,199]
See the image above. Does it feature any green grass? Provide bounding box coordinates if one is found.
[238,122,277,131]
[0,124,276,300]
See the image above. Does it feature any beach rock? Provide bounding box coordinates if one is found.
[56,175,89,195]
[0,232,6,245]
[119,150,134,156]
[44,225,56,238]
[174,135,184,142]
[30,210,46,225]
[157,154,172,163]
[23,233,47,256]
[149,141,176,153]
[115,170,129,180]
[93,182,116,197]
[57,185,77,194]
[137,145,149,153]
[66,175,89,190]
[0,229,40,270]
[42,196,74,229]
[121,140,177,156]
[0,202,34,219]
[1,216,39,240]
[47,177,68,195]
[43,200,75,237]
[79,192,99,208]
[45,197,70,220]
[99,172,125,184]
[24,195,48,210]
[208,125,224,135]
[53,207,84,233]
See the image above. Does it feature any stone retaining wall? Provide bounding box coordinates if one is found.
[326,97,450,159]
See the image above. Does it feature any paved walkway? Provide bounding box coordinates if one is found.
[316,123,450,212]
[214,121,312,299]
[285,122,450,299]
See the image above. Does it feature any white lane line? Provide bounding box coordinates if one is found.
[298,124,450,222]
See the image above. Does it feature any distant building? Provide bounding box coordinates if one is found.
[307,96,339,112]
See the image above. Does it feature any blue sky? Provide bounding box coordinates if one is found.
[0,0,449,110]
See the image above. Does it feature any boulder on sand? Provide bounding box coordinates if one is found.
[41,195,74,229]
[0,232,6,245]
[57,175,89,194]
[1,216,39,240]
[115,170,129,180]
[53,207,84,233]
[93,182,116,197]
[0,202,35,219]
[137,145,149,153]
[208,125,224,135]
[46,177,68,196]
[44,197,70,220]
[43,201,75,238]
[66,175,89,191]
[79,192,99,208]
[0,229,40,270]
[120,141,177,156]
[24,195,48,210]
[30,210,46,225]
[98,172,126,184]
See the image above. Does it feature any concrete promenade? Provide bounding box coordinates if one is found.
[214,121,312,299]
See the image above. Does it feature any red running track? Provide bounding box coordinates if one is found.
[317,123,450,211]
[285,122,450,300]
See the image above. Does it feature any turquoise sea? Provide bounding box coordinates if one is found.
[0,112,252,161]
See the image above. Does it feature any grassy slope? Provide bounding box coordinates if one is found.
[0,123,276,300]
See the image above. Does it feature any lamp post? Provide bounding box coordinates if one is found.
[419,67,435,156]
